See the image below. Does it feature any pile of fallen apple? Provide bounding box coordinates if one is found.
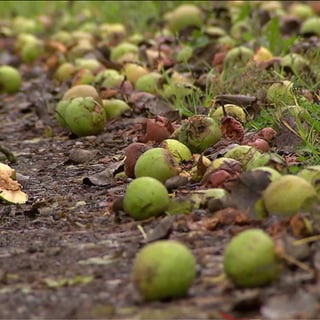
[2,1,320,301]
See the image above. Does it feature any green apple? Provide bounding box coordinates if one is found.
[21,39,44,63]
[164,4,203,34]
[54,63,76,82]
[74,58,102,72]
[132,240,196,300]
[301,16,320,36]
[224,145,262,170]
[266,80,295,107]
[102,99,131,119]
[134,147,179,183]
[135,72,163,94]
[224,229,279,287]
[160,139,192,163]
[0,65,22,94]
[289,3,315,20]
[210,104,246,123]
[123,176,169,220]
[95,69,125,88]
[63,97,106,137]
[263,175,318,217]
[281,53,310,74]
[110,42,139,62]
[175,116,222,153]
[123,63,148,85]
[51,30,74,46]
[223,46,254,69]
[63,84,102,105]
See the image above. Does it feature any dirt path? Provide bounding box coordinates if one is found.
[0,69,272,319]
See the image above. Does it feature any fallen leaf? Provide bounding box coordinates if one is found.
[290,214,313,238]
[213,207,249,226]
[138,116,174,143]
[228,170,272,216]
[67,148,98,164]
[128,91,178,120]
[43,275,94,288]
[144,215,175,243]
[83,168,114,186]
[78,253,122,265]
[188,208,249,231]
[274,116,303,153]
[261,289,318,320]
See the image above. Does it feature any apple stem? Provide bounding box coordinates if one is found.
[222,104,227,118]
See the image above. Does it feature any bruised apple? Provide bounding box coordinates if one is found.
[160,139,192,163]
[224,145,262,170]
[174,116,222,153]
[64,97,106,137]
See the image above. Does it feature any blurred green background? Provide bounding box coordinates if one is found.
[0,1,208,32]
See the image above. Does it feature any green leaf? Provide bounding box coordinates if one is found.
[43,275,94,288]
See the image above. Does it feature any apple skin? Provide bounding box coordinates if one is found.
[224,145,262,170]
[110,42,139,62]
[262,175,318,217]
[175,116,222,154]
[95,69,125,88]
[123,63,148,85]
[102,99,131,119]
[164,4,203,34]
[297,165,320,192]
[160,139,192,163]
[62,84,102,105]
[132,240,196,301]
[0,65,22,94]
[123,176,169,220]
[224,229,279,288]
[211,104,246,124]
[134,147,179,183]
[63,97,106,137]
[54,63,76,82]
[135,72,163,94]
[266,80,295,107]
